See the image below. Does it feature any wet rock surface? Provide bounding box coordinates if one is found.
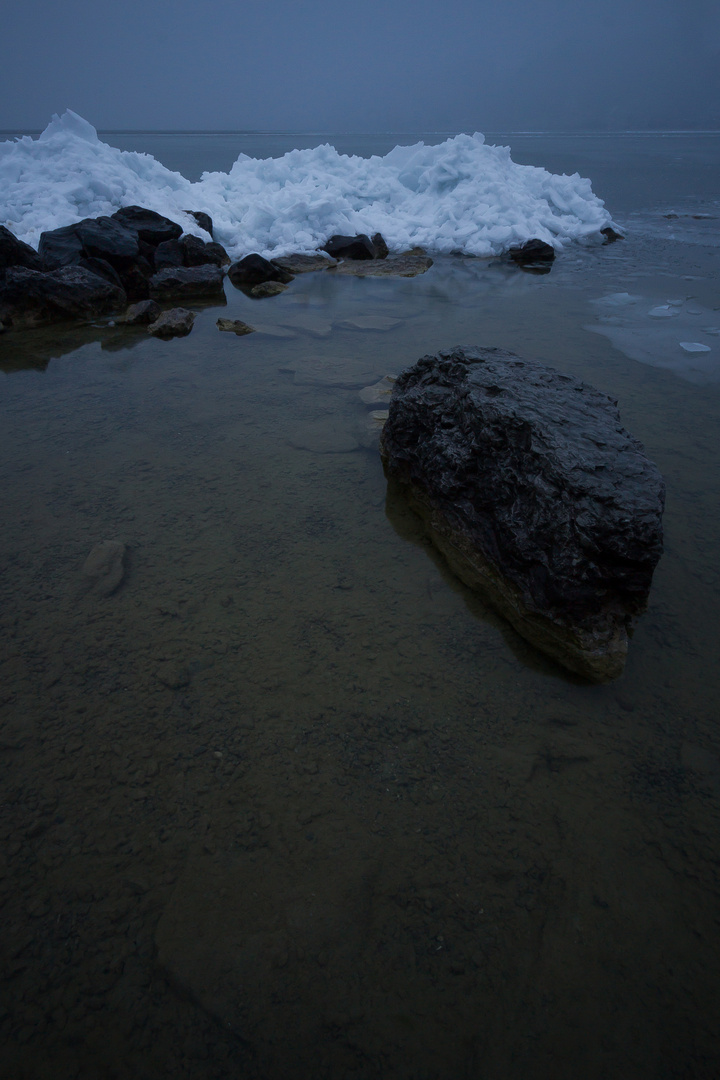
[116,299,161,326]
[380,346,665,680]
[0,225,43,274]
[148,265,225,302]
[0,265,126,329]
[148,308,196,337]
[271,253,336,274]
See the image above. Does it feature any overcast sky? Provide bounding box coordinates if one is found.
[2,0,718,132]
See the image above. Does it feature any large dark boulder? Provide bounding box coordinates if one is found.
[149,265,225,302]
[180,234,225,268]
[39,217,140,271]
[0,265,126,329]
[0,226,43,275]
[111,206,183,246]
[154,239,186,270]
[227,253,293,288]
[380,346,665,681]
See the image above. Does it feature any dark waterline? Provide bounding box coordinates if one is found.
[0,134,719,1079]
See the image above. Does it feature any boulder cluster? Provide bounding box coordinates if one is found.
[0,207,228,331]
[0,212,405,335]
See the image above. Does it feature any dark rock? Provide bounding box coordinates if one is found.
[601,226,625,243]
[38,224,85,270]
[180,235,225,268]
[117,259,153,301]
[148,308,196,338]
[0,265,126,329]
[74,217,139,267]
[271,253,336,275]
[322,234,375,260]
[508,239,556,266]
[111,206,183,246]
[380,346,665,681]
[227,253,294,288]
[117,299,161,325]
[77,257,124,290]
[371,232,389,259]
[149,265,225,302]
[184,211,213,237]
[154,239,186,270]
[0,225,43,275]
[204,241,231,267]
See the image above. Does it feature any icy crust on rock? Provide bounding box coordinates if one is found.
[1,110,614,260]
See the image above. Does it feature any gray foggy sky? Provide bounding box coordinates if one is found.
[2,0,718,132]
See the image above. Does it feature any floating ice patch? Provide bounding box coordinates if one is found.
[648,305,678,318]
[0,109,615,260]
[587,294,720,383]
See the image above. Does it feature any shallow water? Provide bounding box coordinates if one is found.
[1,136,720,1079]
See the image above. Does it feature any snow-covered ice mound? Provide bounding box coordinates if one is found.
[1,110,614,260]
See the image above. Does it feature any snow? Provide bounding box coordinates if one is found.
[1,109,614,260]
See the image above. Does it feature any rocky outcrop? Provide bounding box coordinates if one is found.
[0,265,126,329]
[148,308,196,337]
[148,265,225,301]
[380,346,665,681]
[0,225,43,275]
[227,253,294,288]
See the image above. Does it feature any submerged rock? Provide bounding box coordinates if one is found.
[271,253,336,275]
[81,540,126,597]
[380,346,665,681]
[217,318,255,335]
[331,255,433,278]
[0,265,126,328]
[117,299,161,325]
[250,281,287,298]
[148,308,196,337]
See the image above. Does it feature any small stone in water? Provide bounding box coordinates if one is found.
[216,318,255,335]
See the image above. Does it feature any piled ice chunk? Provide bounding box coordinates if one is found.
[1,110,614,260]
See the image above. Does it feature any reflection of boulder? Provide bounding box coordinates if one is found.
[508,238,555,269]
[380,346,665,681]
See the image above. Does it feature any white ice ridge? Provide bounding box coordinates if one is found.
[0,110,614,260]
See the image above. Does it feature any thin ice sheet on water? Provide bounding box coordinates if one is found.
[0,110,614,260]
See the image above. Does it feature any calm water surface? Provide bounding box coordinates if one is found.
[0,134,719,1079]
